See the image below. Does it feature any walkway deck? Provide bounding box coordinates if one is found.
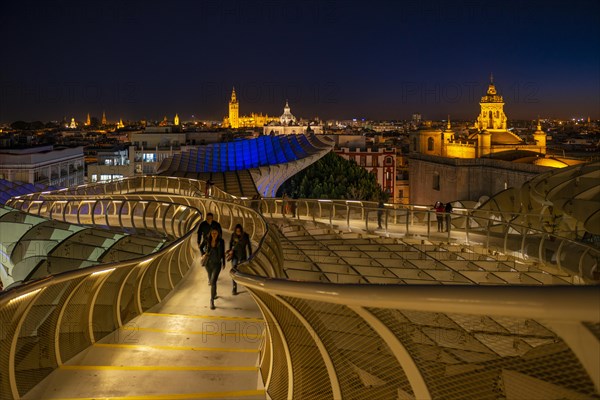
[16,211,585,399]
[24,234,266,400]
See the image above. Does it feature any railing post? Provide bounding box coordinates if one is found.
[538,234,547,265]
[486,218,491,249]
[426,211,431,238]
[520,227,528,258]
[405,208,410,236]
[556,239,566,275]
[503,222,510,254]
[346,205,350,230]
[465,211,470,244]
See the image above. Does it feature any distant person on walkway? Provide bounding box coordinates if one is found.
[281,192,288,217]
[198,213,222,246]
[434,201,445,232]
[250,194,261,213]
[444,202,453,232]
[228,224,252,296]
[289,196,297,218]
[377,198,385,229]
[205,179,215,197]
[200,228,225,310]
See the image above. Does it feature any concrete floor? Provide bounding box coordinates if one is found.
[25,233,266,400]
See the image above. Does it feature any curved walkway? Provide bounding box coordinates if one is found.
[1,170,599,400]
[23,233,266,400]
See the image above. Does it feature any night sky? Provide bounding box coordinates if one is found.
[1,0,599,122]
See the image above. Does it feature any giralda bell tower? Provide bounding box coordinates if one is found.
[228,87,239,128]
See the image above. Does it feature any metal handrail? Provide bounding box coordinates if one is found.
[0,177,274,399]
[250,197,599,282]
[231,271,600,322]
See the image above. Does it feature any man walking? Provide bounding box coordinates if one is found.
[197,213,222,247]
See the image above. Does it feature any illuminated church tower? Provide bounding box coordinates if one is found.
[85,113,91,126]
[174,113,180,126]
[101,111,107,126]
[533,119,547,155]
[228,87,239,129]
[475,74,507,130]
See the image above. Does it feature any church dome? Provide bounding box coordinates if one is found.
[280,101,296,125]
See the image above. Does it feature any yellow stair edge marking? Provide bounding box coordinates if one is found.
[142,312,264,323]
[59,365,258,372]
[120,326,263,338]
[47,389,265,400]
[94,343,259,353]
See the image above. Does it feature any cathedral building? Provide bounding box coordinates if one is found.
[408,76,582,205]
[410,76,547,159]
[263,101,324,135]
[222,87,278,128]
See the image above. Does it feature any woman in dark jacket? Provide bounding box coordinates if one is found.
[200,228,225,309]
[228,224,252,296]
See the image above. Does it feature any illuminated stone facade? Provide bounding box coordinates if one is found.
[263,101,324,135]
[223,87,278,128]
[410,77,547,158]
[407,76,584,205]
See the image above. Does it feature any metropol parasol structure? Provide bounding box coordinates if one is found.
[0,133,598,400]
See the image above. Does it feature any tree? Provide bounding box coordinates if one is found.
[277,152,388,201]
[10,121,29,130]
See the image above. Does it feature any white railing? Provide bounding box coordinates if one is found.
[253,197,599,282]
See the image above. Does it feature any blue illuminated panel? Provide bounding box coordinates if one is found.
[220,143,228,171]
[212,145,219,171]
[243,140,252,169]
[249,139,259,167]
[272,137,287,163]
[280,136,295,161]
[264,137,277,165]
[257,137,267,164]
[161,134,326,174]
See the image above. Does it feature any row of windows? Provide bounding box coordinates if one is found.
[90,174,124,183]
[346,155,394,167]
[412,137,436,152]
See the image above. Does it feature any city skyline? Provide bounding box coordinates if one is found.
[1,0,599,122]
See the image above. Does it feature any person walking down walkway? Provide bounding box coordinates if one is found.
[197,213,222,284]
[200,228,225,310]
[197,213,222,245]
[228,224,252,296]
[434,201,445,232]
[444,201,453,232]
